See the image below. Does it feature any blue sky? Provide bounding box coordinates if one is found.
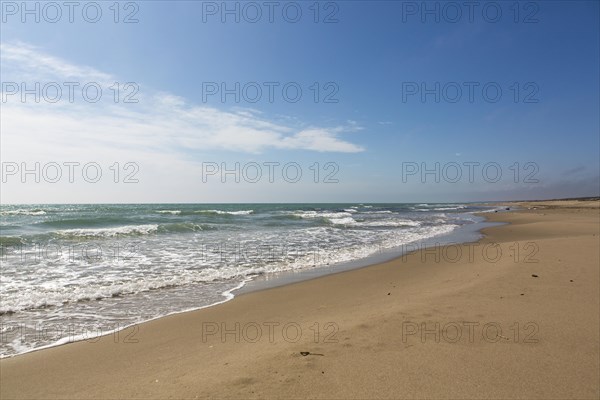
[1,0,598,203]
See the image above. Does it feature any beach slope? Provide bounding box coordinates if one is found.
[1,201,599,399]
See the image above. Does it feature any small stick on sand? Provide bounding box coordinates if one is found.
[300,351,324,356]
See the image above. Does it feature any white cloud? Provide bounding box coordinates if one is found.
[1,42,112,83]
[1,41,365,157]
[278,128,364,152]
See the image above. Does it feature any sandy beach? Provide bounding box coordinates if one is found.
[1,200,598,399]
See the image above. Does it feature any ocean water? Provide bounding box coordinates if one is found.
[0,203,496,357]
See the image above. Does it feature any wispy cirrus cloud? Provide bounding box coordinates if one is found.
[1,41,365,157]
[0,41,112,83]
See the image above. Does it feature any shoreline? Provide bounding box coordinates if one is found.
[235,212,499,295]
[1,200,598,399]
[0,208,495,359]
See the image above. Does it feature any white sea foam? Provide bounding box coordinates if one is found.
[329,217,357,225]
[196,210,254,215]
[56,224,159,238]
[293,211,353,219]
[1,209,47,216]
[358,219,421,227]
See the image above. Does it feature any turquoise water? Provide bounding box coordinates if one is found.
[0,203,495,356]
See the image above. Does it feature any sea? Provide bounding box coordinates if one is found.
[0,203,501,357]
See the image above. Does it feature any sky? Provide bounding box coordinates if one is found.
[1,0,599,203]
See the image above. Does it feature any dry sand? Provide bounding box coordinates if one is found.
[1,201,599,399]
